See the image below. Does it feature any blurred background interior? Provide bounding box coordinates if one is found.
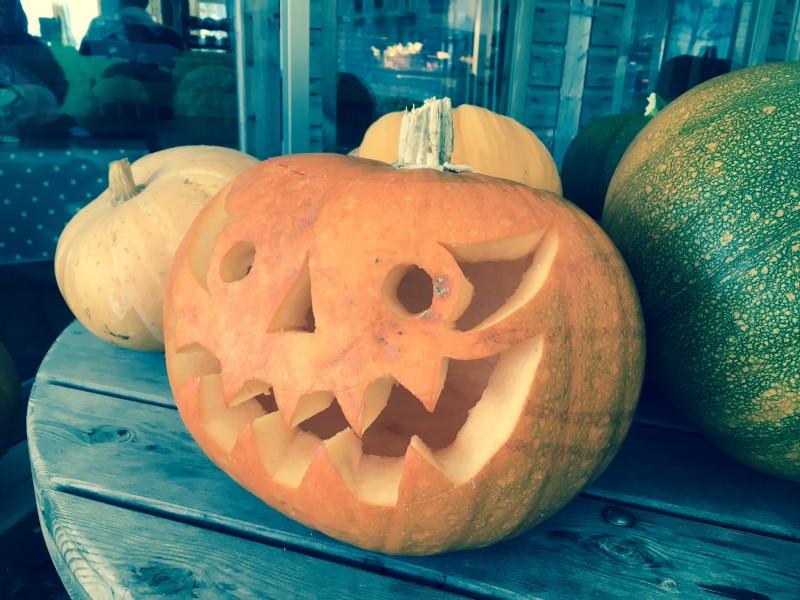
[0,1,798,596]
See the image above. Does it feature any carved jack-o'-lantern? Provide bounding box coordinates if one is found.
[164,100,645,555]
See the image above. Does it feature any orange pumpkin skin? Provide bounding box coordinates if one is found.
[164,153,644,555]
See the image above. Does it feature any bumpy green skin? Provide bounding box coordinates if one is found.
[562,113,650,221]
[602,62,800,481]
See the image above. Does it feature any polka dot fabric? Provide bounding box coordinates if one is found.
[1,146,147,263]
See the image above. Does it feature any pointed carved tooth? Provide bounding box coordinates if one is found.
[292,391,335,428]
[272,387,303,429]
[250,412,294,474]
[298,429,361,501]
[171,343,221,387]
[335,386,369,438]
[394,357,449,412]
[361,377,394,433]
[228,379,272,408]
[322,428,363,486]
[198,374,264,453]
[278,432,326,488]
[250,412,324,488]
[397,436,456,505]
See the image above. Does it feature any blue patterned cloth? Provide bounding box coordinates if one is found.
[0,144,147,263]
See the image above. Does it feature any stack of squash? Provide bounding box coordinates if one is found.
[51,62,799,555]
[54,100,646,555]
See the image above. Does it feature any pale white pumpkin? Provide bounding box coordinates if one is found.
[55,145,258,351]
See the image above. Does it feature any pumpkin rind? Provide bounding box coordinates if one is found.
[602,62,800,481]
[54,145,258,351]
[164,151,644,555]
[357,104,563,195]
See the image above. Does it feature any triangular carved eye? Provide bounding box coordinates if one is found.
[447,229,557,332]
[267,255,316,333]
[188,200,235,291]
[220,241,255,283]
[455,254,535,331]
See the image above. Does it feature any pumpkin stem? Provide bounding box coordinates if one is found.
[644,93,667,118]
[109,159,141,206]
[394,97,472,172]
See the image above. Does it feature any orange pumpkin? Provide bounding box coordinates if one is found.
[164,99,644,555]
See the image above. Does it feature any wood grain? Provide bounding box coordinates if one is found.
[33,323,800,540]
[35,322,172,407]
[36,488,463,600]
[28,377,800,599]
[593,424,800,540]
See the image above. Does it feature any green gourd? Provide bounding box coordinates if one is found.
[602,62,800,481]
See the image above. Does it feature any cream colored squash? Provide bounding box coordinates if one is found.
[55,145,258,351]
[357,103,562,194]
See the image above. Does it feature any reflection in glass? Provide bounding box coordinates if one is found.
[1,0,239,269]
[335,0,509,153]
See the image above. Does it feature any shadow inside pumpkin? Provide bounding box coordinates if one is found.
[170,227,556,507]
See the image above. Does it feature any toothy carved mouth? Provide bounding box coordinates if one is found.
[172,227,558,506]
[190,335,543,506]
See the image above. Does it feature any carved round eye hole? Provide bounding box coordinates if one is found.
[220,241,256,283]
[383,264,433,317]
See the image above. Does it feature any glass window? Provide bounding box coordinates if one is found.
[2,0,799,265]
[1,0,238,266]
[334,0,511,153]
[503,0,798,166]
[0,0,238,378]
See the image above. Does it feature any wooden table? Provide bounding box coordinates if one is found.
[27,322,800,599]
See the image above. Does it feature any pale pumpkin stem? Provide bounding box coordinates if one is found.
[108,159,140,206]
[644,93,666,117]
[394,97,472,172]
[396,97,453,168]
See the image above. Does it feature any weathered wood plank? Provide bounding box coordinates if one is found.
[35,488,464,600]
[593,423,800,540]
[524,87,560,129]
[28,381,800,540]
[505,0,536,123]
[529,43,565,87]
[588,1,626,47]
[32,322,800,541]
[531,1,570,45]
[578,88,615,126]
[34,322,173,407]
[583,46,618,88]
[27,382,800,599]
[553,0,594,167]
[319,0,338,151]
[239,1,282,159]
